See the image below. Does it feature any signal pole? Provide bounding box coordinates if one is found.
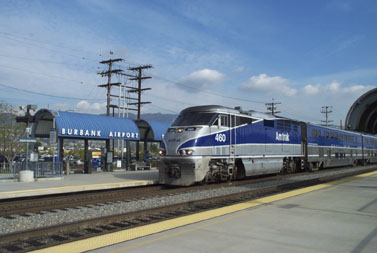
[321,106,333,127]
[265,98,281,115]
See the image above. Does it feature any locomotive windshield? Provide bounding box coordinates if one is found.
[172,112,217,126]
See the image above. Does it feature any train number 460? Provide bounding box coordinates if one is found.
[215,133,226,142]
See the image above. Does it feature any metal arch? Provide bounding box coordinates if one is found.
[32,109,55,138]
[345,88,377,134]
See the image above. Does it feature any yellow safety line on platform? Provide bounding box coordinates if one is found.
[0,180,155,196]
[32,170,377,253]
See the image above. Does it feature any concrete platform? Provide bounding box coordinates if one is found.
[0,170,159,200]
[38,170,377,253]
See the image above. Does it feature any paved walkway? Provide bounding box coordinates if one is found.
[0,170,159,199]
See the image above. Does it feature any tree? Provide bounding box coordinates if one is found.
[0,102,26,167]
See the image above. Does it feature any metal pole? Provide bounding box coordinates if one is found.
[52,119,55,173]
[26,142,29,171]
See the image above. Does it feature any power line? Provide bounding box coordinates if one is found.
[0,82,105,101]
[146,103,179,114]
[151,74,266,104]
[0,32,94,60]
[0,64,98,85]
[0,53,93,69]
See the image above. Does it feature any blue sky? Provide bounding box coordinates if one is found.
[0,0,376,125]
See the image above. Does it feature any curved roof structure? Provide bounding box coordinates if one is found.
[135,120,171,141]
[55,111,140,140]
[30,109,170,141]
[345,88,377,134]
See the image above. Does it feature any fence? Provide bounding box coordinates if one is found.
[0,162,62,180]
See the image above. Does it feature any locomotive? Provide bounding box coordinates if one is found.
[158,105,377,186]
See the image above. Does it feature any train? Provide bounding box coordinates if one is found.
[158,105,377,186]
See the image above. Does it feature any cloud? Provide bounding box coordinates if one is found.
[75,100,106,114]
[177,69,226,92]
[302,84,320,95]
[301,81,373,95]
[241,73,297,96]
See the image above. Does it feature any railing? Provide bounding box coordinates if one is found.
[0,162,62,180]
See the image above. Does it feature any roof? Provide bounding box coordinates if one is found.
[135,120,171,141]
[55,111,140,140]
[346,88,377,134]
[145,120,171,141]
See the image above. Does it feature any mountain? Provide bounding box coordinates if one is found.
[102,112,177,123]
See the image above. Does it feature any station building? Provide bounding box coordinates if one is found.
[18,109,171,173]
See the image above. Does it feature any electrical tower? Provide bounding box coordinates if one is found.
[265,98,281,115]
[321,106,333,127]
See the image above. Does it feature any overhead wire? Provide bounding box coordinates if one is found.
[0,82,105,101]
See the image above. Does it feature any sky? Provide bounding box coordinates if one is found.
[0,0,377,125]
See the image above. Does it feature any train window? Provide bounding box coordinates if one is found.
[172,113,217,126]
[277,120,291,131]
[237,117,253,126]
[220,115,229,127]
[311,129,321,137]
[264,120,274,128]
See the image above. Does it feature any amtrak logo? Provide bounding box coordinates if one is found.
[276,132,290,142]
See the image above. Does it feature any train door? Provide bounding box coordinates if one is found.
[229,115,236,164]
[301,122,308,168]
[210,114,230,156]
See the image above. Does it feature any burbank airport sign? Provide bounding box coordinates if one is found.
[61,128,139,139]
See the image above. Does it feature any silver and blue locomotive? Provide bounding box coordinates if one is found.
[158,105,377,186]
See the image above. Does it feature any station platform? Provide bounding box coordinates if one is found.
[38,170,377,253]
[0,170,159,200]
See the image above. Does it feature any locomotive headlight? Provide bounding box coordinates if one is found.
[159,149,166,156]
[185,149,194,155]
[178,150,185,155]
[176,128,184,133]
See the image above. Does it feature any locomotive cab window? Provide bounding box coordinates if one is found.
[220,114,229,127]
[236,116,253,126]
[172,112,217,126]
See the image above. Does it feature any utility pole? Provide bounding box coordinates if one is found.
[97,58,123,172]
[128,65,152,161]
[265,98,281,115]
[321,106,333,127]
[97,58,124,116]
[128,65,152,120]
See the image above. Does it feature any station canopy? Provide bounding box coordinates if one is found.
[31,109,170,141]
[55,111,140,140]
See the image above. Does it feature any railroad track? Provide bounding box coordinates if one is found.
[0,171,310,217]
[0,166,375,252]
